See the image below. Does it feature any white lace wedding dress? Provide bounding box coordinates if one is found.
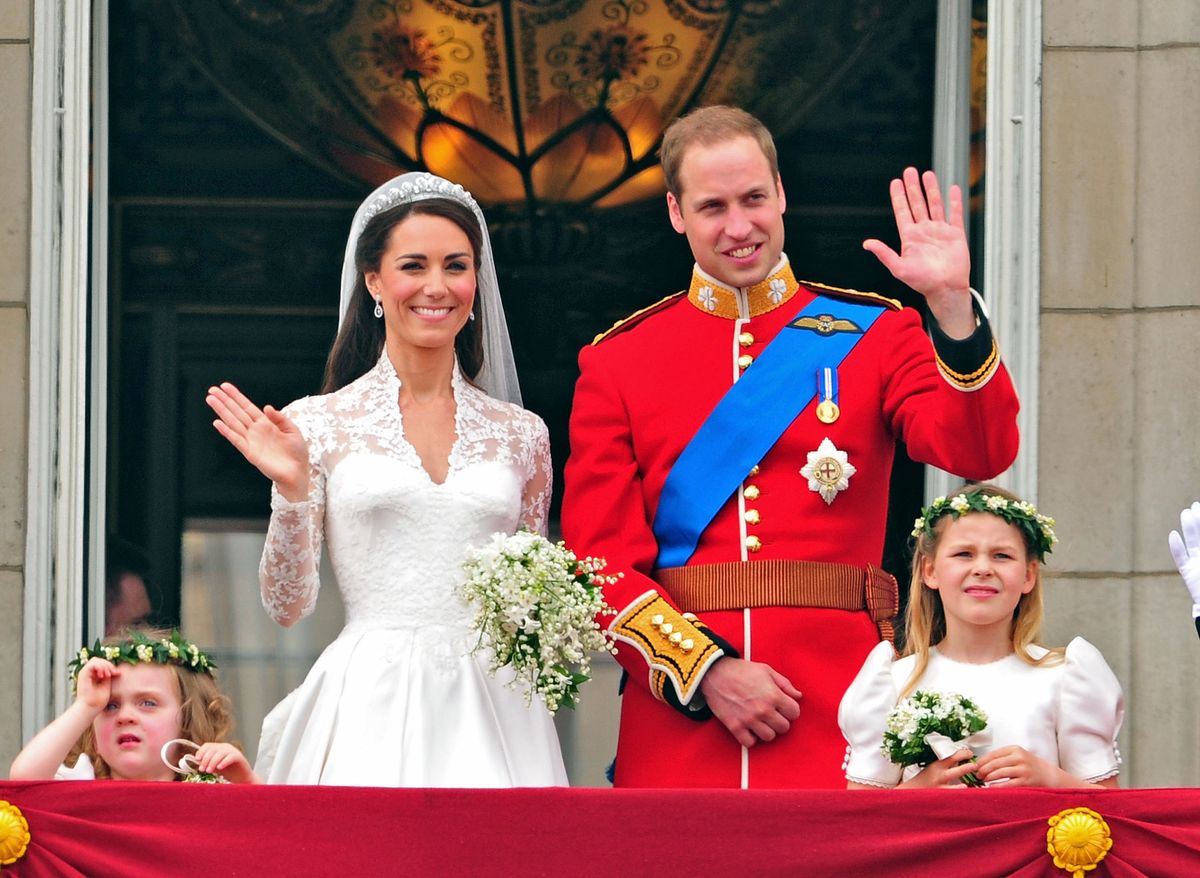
[253,352,567,786]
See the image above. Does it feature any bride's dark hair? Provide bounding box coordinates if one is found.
[321,198,485,394]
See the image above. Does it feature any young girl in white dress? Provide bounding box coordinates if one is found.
[205,173,567,787]
[838,484,1124,789]
[9,628,255,783]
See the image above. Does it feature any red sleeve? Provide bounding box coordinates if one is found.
[562,341,729,713]
[881,308,1019,479]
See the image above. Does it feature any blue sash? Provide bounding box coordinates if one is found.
[652,295,886,568]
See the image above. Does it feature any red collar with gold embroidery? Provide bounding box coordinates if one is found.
[686,259,800,319]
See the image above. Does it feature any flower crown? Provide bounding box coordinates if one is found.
[911,491,1058,561]
[68,629,215,684]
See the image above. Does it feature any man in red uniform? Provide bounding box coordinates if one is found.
[561,106,1020,789]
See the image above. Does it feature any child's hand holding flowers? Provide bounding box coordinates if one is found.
[882,690,990,787]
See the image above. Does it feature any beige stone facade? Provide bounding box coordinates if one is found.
[0,0,30,773]
[3,1,1200,787]
[1040,0,1200,787]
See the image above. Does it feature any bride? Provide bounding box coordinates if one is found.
[205,173,567,786]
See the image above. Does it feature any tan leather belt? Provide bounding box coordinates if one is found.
[655,559,899,643]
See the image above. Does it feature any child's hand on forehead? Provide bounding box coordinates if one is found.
[75,657,119,712]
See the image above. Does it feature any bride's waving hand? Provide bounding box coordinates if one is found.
[206,382,310,502]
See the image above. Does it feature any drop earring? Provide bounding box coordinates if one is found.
[373,299,384,319]
[468,311,476,322]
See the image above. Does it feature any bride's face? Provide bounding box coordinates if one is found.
[365,213,477,353]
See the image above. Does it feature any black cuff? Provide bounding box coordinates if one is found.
[1194,616,1200,641]
[661,627,741,723]
[927,294,1000,390]
[662,676,712,721]
[702,627,740,661]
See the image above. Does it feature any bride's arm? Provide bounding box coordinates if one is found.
[259,402,326,627]
[519,415,552,537]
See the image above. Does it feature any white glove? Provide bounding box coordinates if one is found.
[1168,501,1200,618]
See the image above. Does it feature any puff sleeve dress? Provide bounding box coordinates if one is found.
[838,637,1124,787]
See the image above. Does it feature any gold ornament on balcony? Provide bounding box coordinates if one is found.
[1046,806,1112,878]
[0,800,31,866]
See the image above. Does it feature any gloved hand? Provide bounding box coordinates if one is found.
[1168,501,1200,619]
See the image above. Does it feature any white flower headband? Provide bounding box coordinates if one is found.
[912,490,1057,561]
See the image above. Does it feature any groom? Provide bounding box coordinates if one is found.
[561,105,1020,789]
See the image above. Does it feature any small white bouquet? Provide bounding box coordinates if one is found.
[882,690,989,787]
[461,530,619,713]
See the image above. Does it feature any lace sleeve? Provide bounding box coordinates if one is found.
[519,413,552,537]
[259,402,326,626]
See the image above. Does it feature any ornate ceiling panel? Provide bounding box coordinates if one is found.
[150,0,917,209]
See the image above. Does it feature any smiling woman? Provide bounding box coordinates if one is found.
[325,195,487,401]
[203,173,570,788]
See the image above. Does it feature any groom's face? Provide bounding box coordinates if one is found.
[665,136,787,289]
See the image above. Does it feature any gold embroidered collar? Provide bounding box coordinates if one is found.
[686,258,800,319]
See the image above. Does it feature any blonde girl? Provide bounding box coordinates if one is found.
[838,484,1123,789]
[9,628,256,783]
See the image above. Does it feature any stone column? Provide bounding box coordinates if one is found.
[0,0,32,769]
[1040,0,1200,787]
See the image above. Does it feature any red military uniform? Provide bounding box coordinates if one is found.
[561,258,1019,789]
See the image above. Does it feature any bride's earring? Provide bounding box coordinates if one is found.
[373,298,384,319]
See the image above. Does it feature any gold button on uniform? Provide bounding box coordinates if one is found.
[739,331,755,347]
[745,535,762,552]
[738,354,753,370]
[749,465,761,476]
[743,485,760,501]
[744,509,760,525]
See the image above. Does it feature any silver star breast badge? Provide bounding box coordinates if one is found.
[800,437,857,505]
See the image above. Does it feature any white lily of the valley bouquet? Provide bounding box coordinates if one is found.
[461,530,619,713]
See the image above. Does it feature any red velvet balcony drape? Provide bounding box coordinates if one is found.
[1,782,1199,876]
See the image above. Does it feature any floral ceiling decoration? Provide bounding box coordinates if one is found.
[153,0,905,255]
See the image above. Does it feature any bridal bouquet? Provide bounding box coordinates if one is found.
[882,690,989,787]
[461,531,619,713]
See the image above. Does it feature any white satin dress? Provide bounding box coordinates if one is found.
[253,352,567,787]
[838,637,1124,787]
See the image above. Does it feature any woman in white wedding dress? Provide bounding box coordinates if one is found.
[205,173,567,787]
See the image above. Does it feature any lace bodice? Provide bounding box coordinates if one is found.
[259,352,552,628]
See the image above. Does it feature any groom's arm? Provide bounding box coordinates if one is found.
[562,335,734,718]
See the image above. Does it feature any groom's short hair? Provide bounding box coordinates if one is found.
[659,105,779,198]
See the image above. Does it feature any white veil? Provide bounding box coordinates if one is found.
[338,172,523,406]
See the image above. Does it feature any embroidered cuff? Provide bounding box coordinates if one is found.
[608,590,726,707]
[928,290,1000,392]
[270,490,312,513]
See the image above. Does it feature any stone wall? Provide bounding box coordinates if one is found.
[0,0,31,771]
[1040,0,1200,787]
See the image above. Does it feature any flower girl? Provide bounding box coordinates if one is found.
[838,484,1124,788]
[9,628,256,783]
